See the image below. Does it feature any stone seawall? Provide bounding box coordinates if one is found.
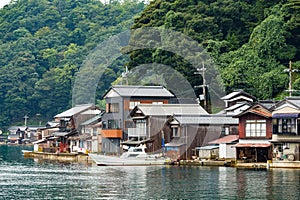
[24,151,92,163]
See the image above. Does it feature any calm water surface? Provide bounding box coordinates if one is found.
[0,145,300,199]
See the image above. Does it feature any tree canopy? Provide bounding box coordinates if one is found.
[0,0,144,129]
[129,0,300,102]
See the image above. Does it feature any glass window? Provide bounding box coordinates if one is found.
[245,120,266,137]
[172,127,179,137]
[107,103,119,113]
[108,120,119,129]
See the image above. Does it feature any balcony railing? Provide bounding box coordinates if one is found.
[102,129,123,138]
[127,127,147,138]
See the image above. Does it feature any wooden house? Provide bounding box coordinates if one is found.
[34,104,100,153]
[101,85,175,154]
[166,114,238,160]
[128,104,208,158]
[270,97,300,161]
[70,112,103,153]
[234,104,273,162]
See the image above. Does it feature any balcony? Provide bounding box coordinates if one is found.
[102,129,123,138]
[127,127,147,138]
[273,124,299,135]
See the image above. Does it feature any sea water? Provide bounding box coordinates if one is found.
[0,145,299,199]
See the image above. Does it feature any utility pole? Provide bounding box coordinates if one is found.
[24,115,29,126]
[284,61,299,96]
[121,66,129,85]
[194,63,207,110]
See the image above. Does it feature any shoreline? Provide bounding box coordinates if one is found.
[177,159,300,169]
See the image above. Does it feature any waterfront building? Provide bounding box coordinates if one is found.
[199,134,239,160]
[234,103,273,163]
[129,104,208,159]
[33,104,100,153]
[70,112,104,153]
[172,115,239,160]
[101,85,175,154]
[270,97,300,161]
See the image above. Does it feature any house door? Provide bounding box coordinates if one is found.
[257,148,268,162]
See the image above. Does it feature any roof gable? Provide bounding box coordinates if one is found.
[273,104,300,114]
[235,104,272,118]
[221,90,256,101]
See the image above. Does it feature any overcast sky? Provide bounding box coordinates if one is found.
[0,0,11,9]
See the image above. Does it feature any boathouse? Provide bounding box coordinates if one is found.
[234,103,273,163]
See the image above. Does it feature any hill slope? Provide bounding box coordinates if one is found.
[129,0,300,100]
[0,0,144,129]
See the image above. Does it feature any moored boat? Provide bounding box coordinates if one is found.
[89,145,168,166]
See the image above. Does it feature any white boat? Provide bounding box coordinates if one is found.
[89,146,168,166]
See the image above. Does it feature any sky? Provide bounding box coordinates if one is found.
[0,0,11,9]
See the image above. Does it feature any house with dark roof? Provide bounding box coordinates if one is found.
[69,112,104,153]
[34,104,100,154]
[166,114,239,160]
[101,85,175,154]
[270,97,300,161]
[234,103,273,163]
[128,104,209,158]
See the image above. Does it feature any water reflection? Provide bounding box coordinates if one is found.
[1,145,300,199]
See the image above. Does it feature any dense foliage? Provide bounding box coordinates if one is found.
[0,0,144,129]
[129,0,300,102]
[1,0,300,129]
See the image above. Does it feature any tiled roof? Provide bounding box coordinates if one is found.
[174,115,239,125]
[54,104,94,118]
[106,85,174,98]
[135,104,208,116]
[208,135,239,144]
[81,112,104,126]
[221,90,256,100]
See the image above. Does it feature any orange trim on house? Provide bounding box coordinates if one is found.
[102,129,123,138]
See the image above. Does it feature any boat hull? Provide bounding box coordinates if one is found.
[89,153,167,166]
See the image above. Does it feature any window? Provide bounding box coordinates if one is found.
[222,126,229,135]
[125,121,135,128]
[152,102,163,105]
[92,128,97,136]
[107,103,119,113]
[172,127,179,137]
[274,118,297,134]
[108,120,119,129]
[245,120,266,137]
[129,101,140,109]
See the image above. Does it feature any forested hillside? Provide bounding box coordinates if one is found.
[1,0,300,130]
[129,0,300,100]
[0,0,144,129]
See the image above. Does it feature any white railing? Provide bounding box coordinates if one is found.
[127,127,147,138]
